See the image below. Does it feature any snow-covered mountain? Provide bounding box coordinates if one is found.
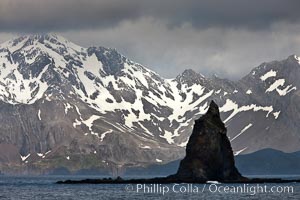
[0,34,299,174]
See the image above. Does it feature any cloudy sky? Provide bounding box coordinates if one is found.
[0,0,300,79]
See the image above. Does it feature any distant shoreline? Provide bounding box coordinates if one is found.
[57,177,300,184]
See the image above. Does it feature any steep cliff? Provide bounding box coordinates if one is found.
[174,101,245,181]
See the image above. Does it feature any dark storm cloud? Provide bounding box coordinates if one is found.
[0,0,299,80]
[145,0,300,29]
[0,0,142,32]
[0,0,299,32]
[61,20,300,79]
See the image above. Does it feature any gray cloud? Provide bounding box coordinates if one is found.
[60,19,300,79]
[0,0,141,32]
[0,1,299,80]
[0,0,299,32]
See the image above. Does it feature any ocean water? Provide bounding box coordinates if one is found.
[0,176,299,200]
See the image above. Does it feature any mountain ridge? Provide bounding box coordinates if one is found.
[0,34,299,174]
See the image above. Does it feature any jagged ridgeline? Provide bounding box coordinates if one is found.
[0,34,300,174]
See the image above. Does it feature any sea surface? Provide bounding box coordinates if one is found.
[0,175,300,199]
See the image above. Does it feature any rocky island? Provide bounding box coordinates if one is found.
[169,101,246,182]
[57,101,300,184]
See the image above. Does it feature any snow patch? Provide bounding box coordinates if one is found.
[160,130,174,144]
[178,140,189,147]
[234,147,248,156]
[220,99,273,123]
[73,119,82,128]
[0,62,50,104]
[21,154,31,161]
[45,150,51,155]
[100,129,113,141]
[64,103,72,114]
[294,55,300,64]
[42,150,51,158]
[37,153,43,157]
[37,109,41,120]
[140,145,151,149]
[82,115,101,137]
[260,70,277,81]
[156,159,162,163]
[215,89,221,94]
[273,111,281,119]
[231,124,253,142]
[246,89,252,95]
[266,79,297,96]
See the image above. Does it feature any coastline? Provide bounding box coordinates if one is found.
[56,177,300,184]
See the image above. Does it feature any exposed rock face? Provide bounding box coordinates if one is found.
[0,34,300,174]
[174,101,245,181]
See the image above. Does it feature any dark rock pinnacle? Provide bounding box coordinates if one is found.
[172,100,245,182]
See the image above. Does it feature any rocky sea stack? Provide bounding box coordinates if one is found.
[171,101,245,182]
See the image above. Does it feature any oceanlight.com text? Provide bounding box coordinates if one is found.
[125,183,294,196]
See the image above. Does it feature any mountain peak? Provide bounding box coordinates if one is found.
[0,33,83,54]
[287,54,300,64]
[207,100,220,116]
[25,33,58,40]
[182,69,197,76]
[175,69,206,86]
[26,33,71,42]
